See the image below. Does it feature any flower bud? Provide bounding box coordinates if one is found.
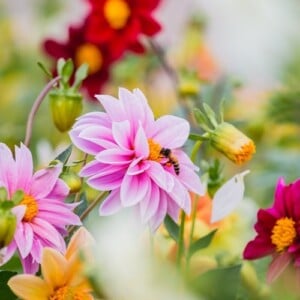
[209,122,255,164]
[0,209,17,249]
[60,171,82,193]
[50,93,83,132]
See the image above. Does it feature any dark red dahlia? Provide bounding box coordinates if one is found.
[43,21,116,99]
[85,0,162,57]
[243,177,300,283]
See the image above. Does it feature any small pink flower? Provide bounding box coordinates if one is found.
[0,143,81,274]
[70,88,204,230]
[243,177,300,283]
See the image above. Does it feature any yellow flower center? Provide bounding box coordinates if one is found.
[271,217,296,252]
[49,286,88,300]
[148,139,162,162]
[234,140,256,165]
[103,0,131,29]
[19,194,38,222]
[75,43,103,75]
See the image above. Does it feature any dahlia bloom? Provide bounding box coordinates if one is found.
[70,88,204,230]
[8,227,94,300]
[0,143,81,274]
[243,177,300,283]
[85,0,161,56]
[43,21,115,99]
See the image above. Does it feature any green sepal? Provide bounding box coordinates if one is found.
[72,63,89,91]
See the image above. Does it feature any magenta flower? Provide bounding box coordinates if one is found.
[243,177,300,283]
[0,143,81,274]
[70,88,204,230]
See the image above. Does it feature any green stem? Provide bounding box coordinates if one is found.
[176,210,186,269]
[24,76,60,146]
[68,191,108,235]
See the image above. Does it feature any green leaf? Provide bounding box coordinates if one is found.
[61,59,74,85]
[0,271,18,300]
[57,58,66,76]
[191,264,242,300]
[37,61,52,78]
[188,229,217,259]
[72,63,89,90]
[54,145,73,165]
[202,103,218,128]
[164,215,179,242]
[193,108,212,132]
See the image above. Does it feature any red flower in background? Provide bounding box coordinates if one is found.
[243,177,300,283]
[43,21,116,99]
[85,0,162,57]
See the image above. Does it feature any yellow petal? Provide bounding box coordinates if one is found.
[66,227,94,260]
[41,247,68,288]
[8,274,51,300]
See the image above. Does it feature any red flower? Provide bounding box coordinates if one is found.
[43,21,116,99]
[243,177,300,283]
[85,0,162,57]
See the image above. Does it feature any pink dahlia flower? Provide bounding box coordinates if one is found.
[70,88,204,230]
[243,177,300,283]
[0,143,81,274]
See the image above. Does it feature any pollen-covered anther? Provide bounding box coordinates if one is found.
[49,286,86,300]
[104,0,131,29]
[271,217,296,252]
[147,139,162,162]
[19,194,38,222]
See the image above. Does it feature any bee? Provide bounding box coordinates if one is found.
[159,148,180,175]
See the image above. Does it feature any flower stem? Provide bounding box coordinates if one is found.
[68,191,108,235]
[148,39,178,87]
[176,210,186,269]
[24,76,60,146]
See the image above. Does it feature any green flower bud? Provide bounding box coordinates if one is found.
[50,93,83,132]
[60,171,82,193]
[0,209,17,249]
[209,122,256,165]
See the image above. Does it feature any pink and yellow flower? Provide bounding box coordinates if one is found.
[243,177,300,283]
[0,143,81,273]
[8,227,94,300]
[70,88,204,230]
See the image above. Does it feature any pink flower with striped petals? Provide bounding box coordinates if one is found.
[0,143,81,274]
[70,88,204,230]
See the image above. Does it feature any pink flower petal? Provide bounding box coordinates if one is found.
[15,222,34,258]
[134,125,149,158]
[15,144,33,193]
[31,164,62,199]
[139,182,160,223]
[96,94,126,122]
[151,116,190,148]
[149,190,168,231]
[120,173,150,206]
[87,169,125,190]
[169,179,191,214]
[99,189,122,215]
[167,197,180,222]
[112,120,132,150]
[96,148,134,165]
[127,158,150,176]
[21,254,39,274]
[243,236,274,259]
[80,161,106,177]
[147,161,174,192]
[267,252,292,283]
[0,143,17,196]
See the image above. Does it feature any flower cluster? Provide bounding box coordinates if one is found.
[43,0,162,98]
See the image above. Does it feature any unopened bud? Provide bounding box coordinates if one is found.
[0,209,17,249]
[60,171,82,193]
[50,93,83,132]
[210,122,255,164]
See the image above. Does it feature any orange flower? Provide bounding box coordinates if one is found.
[8,227,94,300]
